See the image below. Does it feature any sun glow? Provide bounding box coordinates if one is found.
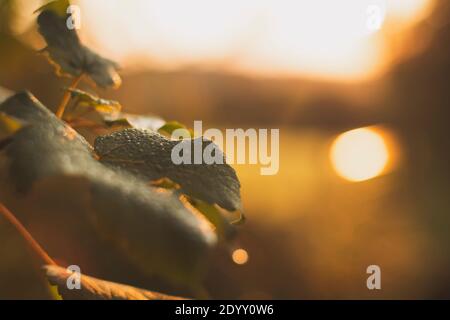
[330,127,389,182]
[232,248,249,265]
[78,0,432,80]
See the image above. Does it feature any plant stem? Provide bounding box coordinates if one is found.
[55,73,84,119]
[0,202,56,266]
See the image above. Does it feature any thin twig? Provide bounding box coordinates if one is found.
[0,202,56,266]
[55,73,84,119]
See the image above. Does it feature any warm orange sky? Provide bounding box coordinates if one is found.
[14,0,433,81]
[75,0,433,80]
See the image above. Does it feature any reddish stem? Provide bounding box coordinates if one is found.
[56,73,84,119]
[0,202,56,266]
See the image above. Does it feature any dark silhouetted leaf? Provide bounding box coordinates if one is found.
[0,92,217,286]
[94,129,242,211]
[44,265,185,300]
[36,1,121,88]
[150,179,238,240]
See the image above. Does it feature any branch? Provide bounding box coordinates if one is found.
[55,73,84,118]
[0,202,56,266]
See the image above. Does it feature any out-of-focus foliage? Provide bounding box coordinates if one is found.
[63,88,121,127]
[187,198,238,240]
[0,111,24,145]
[158,121,193,138]
[66,88,122,114]
[36,0,121,88]
[0,92,217,287]
[44,265,184,300]
[63,88,167,133]
[0,0,245,301]
[2,0,447,301]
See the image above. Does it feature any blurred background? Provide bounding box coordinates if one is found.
[1,0,450,299]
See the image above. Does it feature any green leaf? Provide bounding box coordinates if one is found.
[34,0,70,17]
[188,198,237,240]
[36,1,121,88]
[66,88,122,114]
[158,121,193,138]
[0,112,24,140]
[44,265,185,300]
[63,88,122,126]
[0,92,217,286]
[94,128,242,211]
[0,112,26,149]
[150,179,240,240]
[61,90,164,131]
